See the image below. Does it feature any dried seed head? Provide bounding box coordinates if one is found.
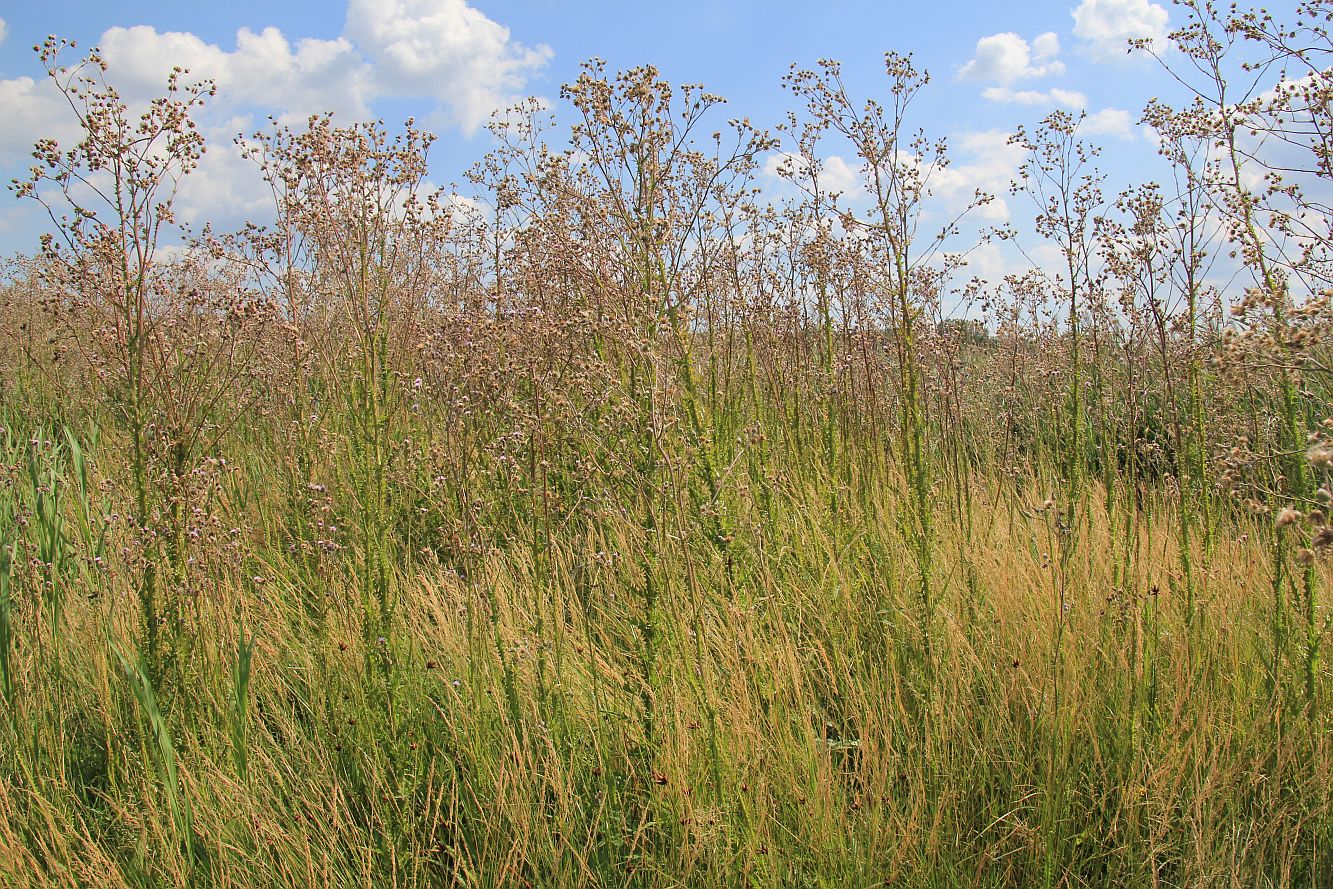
[1309,444,1333,469]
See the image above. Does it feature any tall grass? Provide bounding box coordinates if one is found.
[2,7,1333,886]
[1,355,1330,886]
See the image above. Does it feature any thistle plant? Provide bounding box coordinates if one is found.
[781,52,992,687]
[9,38,233,686]
[0,15,1331,888]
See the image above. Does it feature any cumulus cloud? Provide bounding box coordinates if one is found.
[757,128,1031,231]
[932,129,1029,223]
[1031,32,1059,63]
[982,86,1088,109]
[0,76,81,164]
[173,123,278,226]
[978,86,1138,141]
[965,241,1010,281]
[959,32,1065,84]
[345,0,553,133]
[762,152,862,197]
[8,0,551,135]
[98,25,376,121]
[1072,0,1170,60]
[0,1,553,234]
[1081,107,1137,140]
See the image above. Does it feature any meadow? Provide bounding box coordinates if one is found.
[1,3,1332,886]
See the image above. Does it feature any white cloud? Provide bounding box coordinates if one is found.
[763,151,863,199]
[982,86,1088,109]
[0,76,81,164]
[1072,0,1169,61]
[0,1,553,234]
[959,32,1065,84]
[98,25,377,121]
[1031,32,1060,64]
[958,233,1073,286]
[965,241,1009,280]
[932,129,1028,223]
[974,88,1137,141]
[20,0,553,135]
[1030,243,1072,274]
[819,155,861,196]
[0,17,8,47]
[345,0,553,133]
[74,24,379,228]
[1081,107,1137,140]
[174,125,276,227]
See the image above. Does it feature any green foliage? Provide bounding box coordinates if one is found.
[113,640,207,877]
[2,13,1333,886]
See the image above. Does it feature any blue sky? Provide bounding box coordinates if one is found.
[0,0,1291,280]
